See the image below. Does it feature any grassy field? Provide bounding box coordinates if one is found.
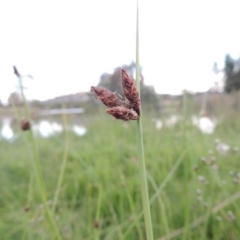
[1,108,240,240]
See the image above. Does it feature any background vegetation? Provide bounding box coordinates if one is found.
[1,92,240,239]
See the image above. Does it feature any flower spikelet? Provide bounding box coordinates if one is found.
[91,86,126,108]
[121,69,140,116]
[106,106,139,121]
[91,69,140,121]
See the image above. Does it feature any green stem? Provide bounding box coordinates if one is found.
[94,184,102,240]
[52,111,70,212]
[123,151,185,238]
[16,74,61,239]
[136,1,154,239]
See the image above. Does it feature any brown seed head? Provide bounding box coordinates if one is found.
[21,119,31,131]
[24,206,30,212]
[91,70,141,121]
[106,106,139,121]
[93,220,100,229]
[91,86,127,108]
[121,69,140,116]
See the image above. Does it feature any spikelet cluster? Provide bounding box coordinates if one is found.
[91,69,140,121]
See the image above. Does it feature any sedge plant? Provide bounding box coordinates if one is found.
[91,2,154,239]
[135,1,154,239]
[13,66,61,239]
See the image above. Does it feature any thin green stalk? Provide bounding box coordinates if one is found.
[16,74,61,239]
[123,151,186,238]
[148,174,170,238]
[109,204,124,240]
[87,184,93,237]
[135,1,154,239]
[18,76,30,118]
[21,173,33,240]
[94,184,102,240]
[120,172,144,240]
[52,111,70,212]
[158,191,240,240]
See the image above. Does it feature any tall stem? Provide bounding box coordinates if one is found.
[17,73,61,239]
[136,1,154,239]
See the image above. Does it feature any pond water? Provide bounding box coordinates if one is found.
[0,108,87,141]
[0,109,218,142]
[155,114,217,134]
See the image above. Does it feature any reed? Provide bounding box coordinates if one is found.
[13,66,61,239]
[135,1,154,239]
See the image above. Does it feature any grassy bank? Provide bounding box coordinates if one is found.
[0,111,240,240]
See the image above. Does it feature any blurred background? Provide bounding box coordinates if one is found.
[0,0,240,138]
[1,1,240,239]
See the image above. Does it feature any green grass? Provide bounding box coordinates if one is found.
[1,112,240,240]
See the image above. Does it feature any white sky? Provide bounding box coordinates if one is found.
[1,0,240,104]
